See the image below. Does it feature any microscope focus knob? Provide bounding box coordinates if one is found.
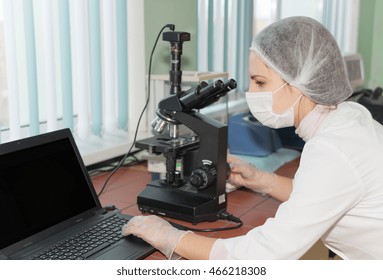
[189,164,217,190]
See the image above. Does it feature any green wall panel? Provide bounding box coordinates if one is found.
[144,0,197,75]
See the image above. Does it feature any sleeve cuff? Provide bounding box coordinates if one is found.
[209,239,229,259]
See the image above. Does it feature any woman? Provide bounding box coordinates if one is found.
[122,16,383,259]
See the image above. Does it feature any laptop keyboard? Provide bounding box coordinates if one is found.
[30,215,129,260]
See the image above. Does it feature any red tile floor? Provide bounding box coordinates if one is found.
[91,158,300,260]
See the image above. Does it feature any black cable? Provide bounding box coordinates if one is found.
[88,149,143,176]
[170,210,243,232]
[91,151,143,182]
[103,205,119,211]
[89,158,145,177]
[97,24,175,197]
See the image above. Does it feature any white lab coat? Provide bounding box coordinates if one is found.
[210,101,383,259]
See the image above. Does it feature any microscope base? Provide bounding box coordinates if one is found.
[137,181,227,224]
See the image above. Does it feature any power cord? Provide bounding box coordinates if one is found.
[97,23,175,197]
[170,210,243,232]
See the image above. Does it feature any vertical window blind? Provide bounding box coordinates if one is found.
[197,0,360,93]
[196,0,254,120]
[278,0,360,53]
[197,0,254,94]
[321,0,360,54]
[0,0,147,161]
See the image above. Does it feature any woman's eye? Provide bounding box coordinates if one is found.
[255,81,265,86]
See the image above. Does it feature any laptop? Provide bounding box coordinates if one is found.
[0,128,155,260]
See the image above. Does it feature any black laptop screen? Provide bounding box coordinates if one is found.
[0,137,98,249]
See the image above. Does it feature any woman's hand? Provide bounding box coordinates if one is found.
[121,215,190,259]
[227,154,276,194]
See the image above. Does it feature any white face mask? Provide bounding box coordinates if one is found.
[245,83,302,129]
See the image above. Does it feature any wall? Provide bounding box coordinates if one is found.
[358,0,383,89]
[368,0,383,89]
[144,0,197,75]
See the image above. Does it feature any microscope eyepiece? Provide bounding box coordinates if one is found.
[225,79,237,91]
[179,79,227,111]
[151,78,237,134]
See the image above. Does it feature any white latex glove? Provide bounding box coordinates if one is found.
[227,155,277,194]
[121,215,190,259]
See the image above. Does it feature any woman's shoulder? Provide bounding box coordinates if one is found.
[302,100,383,162]
[319,101,377,134]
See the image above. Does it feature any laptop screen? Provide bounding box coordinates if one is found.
[0,132,98,249]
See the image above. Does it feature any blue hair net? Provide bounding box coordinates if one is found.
[250,16,352,105]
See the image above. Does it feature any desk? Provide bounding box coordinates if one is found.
[91,158,300,260]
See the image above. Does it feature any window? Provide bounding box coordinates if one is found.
[277,0,360,54]
[196,0,360,120]
[0,0,147,165]
[197,0,254,120]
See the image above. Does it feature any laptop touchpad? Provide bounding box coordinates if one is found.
[94,245,142,260]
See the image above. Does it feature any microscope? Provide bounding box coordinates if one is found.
[136,29,237,224]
